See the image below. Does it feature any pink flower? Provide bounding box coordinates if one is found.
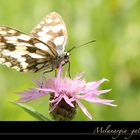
[17,66,116,120]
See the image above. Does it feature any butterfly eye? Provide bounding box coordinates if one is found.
[64,53,69,60]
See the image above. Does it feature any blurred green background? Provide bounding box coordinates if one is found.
[0,0,140,121]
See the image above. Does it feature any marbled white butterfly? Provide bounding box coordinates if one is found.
[0,12,69,73]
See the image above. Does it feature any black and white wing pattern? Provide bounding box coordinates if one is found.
[0,26,57,72]
[31,12,68,53]
[0,12,69,73]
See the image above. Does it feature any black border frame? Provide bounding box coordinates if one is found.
[0,121,140,138]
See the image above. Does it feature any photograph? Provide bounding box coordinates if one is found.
[0,0,140,132]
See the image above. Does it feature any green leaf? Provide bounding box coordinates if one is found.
[10,102,51,121]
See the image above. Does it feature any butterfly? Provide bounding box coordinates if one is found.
[0,12,69,73]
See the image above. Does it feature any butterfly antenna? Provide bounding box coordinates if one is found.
[68,39,96,53]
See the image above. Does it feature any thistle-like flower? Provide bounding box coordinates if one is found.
[17,66,116,121]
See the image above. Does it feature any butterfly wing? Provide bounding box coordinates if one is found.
[31,12,68,54]
[0,26,57,72]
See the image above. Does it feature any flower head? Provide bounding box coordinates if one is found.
[17,66,116,120]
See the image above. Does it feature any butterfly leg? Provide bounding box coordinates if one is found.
[68,61,71,78]
[54,69,57,77]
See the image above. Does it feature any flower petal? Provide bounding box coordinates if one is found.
[36,88,56,93]
[96,89,112,95]
[86,78,109,90]
[76,100,92,120]
[84,97,117,106]
[16,88,47,103]
[74,72,85,80]
[78,89,112,99]
[49,93,62,104]
[33,76,46,88]
[63,95,74,107]
[49,95,63,112]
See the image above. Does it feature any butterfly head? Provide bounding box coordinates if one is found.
[59,52,70,66]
